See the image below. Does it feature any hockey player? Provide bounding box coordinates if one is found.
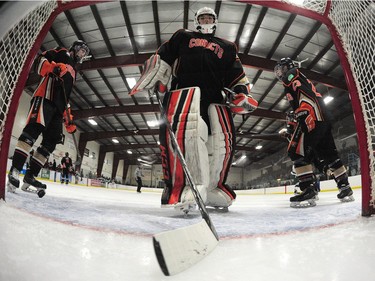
[130,7,258,211]
[61,152,73,185]
[274,57,354,207]
[134,165,144,193]
[7,40,89,197]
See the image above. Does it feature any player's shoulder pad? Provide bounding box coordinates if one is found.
[53,46,69,52]
[283,68,299,84]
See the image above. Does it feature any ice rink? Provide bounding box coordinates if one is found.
[0,180,374,281]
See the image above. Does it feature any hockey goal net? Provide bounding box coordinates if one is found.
[0,0,374,215]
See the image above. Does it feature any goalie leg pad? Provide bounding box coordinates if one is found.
[130,54,171,95]
[159,87,209,206]
[206,104,236,207]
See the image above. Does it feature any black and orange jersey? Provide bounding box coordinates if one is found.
[282,68,331,124]
[33,47,76,114]
[61,156,73,169]
[157,29,248,109]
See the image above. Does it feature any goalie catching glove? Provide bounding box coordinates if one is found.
[130,54,171,95]
[63,105,76,134]
[230,93,258,114]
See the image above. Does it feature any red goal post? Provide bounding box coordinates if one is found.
[0,0,374,215]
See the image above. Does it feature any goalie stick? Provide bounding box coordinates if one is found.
[150,84,219,276]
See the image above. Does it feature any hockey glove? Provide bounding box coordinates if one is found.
[65,123,77,134]
[63,107,76,134]
[130,54,171,95]
[52,63,68,77]
[40,60,67,77]
[283,111,297,139]
[295,107,315,133]
[230,93,258,114]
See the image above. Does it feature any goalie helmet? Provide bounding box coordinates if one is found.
[69,40,90,63]
[274,57,296,81]
[194,7,217,34]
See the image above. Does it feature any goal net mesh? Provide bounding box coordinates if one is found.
[0,1,57,148]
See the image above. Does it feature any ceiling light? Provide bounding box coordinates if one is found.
[147,120,160,127]
[127,150,133,154]
[279,128,287,134]
[88,118,97,125]
[239,155,247,160]
[157,141,160,145]
[324,96,334,104]
[112,138,119,143]
[126,77,137,89]
[255,145,262,150]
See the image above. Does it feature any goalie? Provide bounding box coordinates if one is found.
[130,7,258,211]
[275,57,354,207]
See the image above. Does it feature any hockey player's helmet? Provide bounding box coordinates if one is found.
[69,40,90,63]
[194,7,217,34]
[274,57,296,81]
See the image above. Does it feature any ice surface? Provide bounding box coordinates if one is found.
[0,181,374,281]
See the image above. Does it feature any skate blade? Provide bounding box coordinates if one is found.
[6,182,17,193]
[207,206,229,213]
[21,183,46,198]
[340,195,355,203]
[161,201,197,215]
[21,183,31,192]
[290,199,316,208]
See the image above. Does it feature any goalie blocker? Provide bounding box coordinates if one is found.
[159,87,236,209]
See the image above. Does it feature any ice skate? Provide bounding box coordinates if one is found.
[161,185,205,215]
[7,167,20,193]
[205,188,234,212]
[22,170,47,198]
[290,186,317,208]
[21,182,31,192]
[337,184,354,202]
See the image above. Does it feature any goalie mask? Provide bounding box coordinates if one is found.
[194,7,217,34]
[69,40,90,63]
[274,57,296,81]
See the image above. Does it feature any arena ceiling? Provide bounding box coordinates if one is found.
[23,0,355,167]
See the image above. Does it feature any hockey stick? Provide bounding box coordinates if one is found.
[57,76,82,166]
[150,84,219,276]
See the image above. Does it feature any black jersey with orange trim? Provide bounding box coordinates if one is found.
[282,68,332,123]
[61,156,73,169]
[158,29,247,108]
[33,47,76,114]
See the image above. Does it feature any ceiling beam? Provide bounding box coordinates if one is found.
[81,129,159,142]
[26,53,347,90]
[102,143,159,153]
[73,104,286,121]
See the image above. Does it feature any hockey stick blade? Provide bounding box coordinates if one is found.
[153,220,218,276]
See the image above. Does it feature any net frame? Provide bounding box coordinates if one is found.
[0,0,374,215]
